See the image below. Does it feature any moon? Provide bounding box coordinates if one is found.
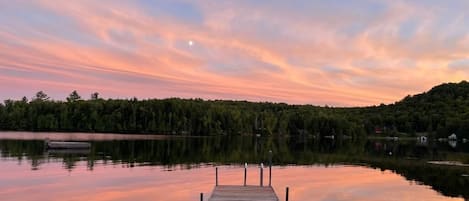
[188,40,194,46]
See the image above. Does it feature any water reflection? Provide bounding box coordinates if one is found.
[0,161,463,201]
[0,132,468,200]
[449,141,457,148]
[46,149,91,155]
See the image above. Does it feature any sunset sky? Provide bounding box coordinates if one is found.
[0,0,468,106]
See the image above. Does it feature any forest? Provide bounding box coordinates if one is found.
[0,81,468,138]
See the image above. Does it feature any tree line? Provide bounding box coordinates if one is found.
[0,81,468,138]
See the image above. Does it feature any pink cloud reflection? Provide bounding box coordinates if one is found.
[0,160,462,201]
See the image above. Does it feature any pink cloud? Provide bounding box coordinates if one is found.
[0,1,468,105]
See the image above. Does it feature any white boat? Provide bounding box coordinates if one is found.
[324,135,335,140]
[46,141,91,149]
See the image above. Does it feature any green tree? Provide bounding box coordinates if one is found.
[33,91,49,101]
[91,92,99,100]
[67,90,82,102]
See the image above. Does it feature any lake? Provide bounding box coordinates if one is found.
[0,132,468,201]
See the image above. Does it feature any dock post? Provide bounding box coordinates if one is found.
[269,150,272,186]
[286,187,289,201]
[200,193,203,201]
[260,163,264,186]
[244,163,247,186]
[216,167,218,186]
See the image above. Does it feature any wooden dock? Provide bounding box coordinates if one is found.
[200,152,288,201]
[209,185,279,201]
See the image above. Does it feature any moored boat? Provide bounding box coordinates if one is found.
[46,141,91,149]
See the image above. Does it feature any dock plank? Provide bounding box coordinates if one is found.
[209,185,279,201]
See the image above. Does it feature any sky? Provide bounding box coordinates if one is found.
[0,0,468,106]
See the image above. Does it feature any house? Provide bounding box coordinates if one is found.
[375,127,383,134]
[418,136,427,143]
[448,133,457,140]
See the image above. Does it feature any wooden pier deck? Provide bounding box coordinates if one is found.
[208,185,279,201]
[201,154,288,201]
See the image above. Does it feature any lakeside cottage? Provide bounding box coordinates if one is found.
[448,133,457,140]
[418,136,428,143]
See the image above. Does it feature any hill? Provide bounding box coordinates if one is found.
[360,81,469,138]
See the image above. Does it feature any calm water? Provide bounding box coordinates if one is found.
[0,132,468,201]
